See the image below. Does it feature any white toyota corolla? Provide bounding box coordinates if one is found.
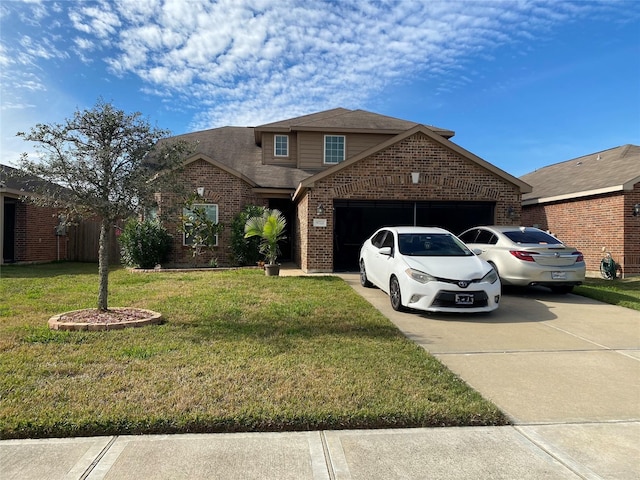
[359,227,501,313]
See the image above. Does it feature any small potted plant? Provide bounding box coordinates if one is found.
[244,208,287,276]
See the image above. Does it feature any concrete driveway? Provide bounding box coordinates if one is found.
[342,274,640,479]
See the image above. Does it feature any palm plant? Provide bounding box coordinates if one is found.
[244,208,287,265]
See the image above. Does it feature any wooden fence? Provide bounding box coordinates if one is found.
[67,220,121,264]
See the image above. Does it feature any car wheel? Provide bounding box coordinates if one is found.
[389,275,406,311]
[550,286,573,294]
[359,259,373,288]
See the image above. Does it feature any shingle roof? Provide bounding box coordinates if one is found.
[170,126,318,189]
[521,145,640,204]
[0,164,56,194]
[254,108,454,140]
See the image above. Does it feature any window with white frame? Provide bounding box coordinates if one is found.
[274,135,289,157]
[324,135,345,164]
[183,204,219,246]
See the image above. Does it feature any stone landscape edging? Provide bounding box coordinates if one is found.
[48,308,163,331]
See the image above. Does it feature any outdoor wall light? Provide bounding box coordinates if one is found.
[633,204,640,216]
[317,203,325,215]
[196,187,205,196]
[411,172,420,184]
[507,206,516,219]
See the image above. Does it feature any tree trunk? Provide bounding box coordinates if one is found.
[97,218,110,311]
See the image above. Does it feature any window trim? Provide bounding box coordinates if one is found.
[183,203,219,247]
[274,134,289,157]
[323,135,346,164]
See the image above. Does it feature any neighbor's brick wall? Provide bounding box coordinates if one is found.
[160,159,266,267]
[298,132,523,272]
[623,183,640,275]
[14,202,67,263]
[522,184,639,276]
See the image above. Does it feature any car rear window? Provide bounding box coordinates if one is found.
[398,233,473,256]
[503,230,562,245]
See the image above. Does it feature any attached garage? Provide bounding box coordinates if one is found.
[333,200,495,271]
[294,125,531,273]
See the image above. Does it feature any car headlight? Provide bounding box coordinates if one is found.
[481,269,499,284]
[405,268,436,284]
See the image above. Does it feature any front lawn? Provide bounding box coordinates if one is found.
[575,276,640,311]
[0,263,507,439]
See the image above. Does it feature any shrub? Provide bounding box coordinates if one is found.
[119,218,173,268]
[229,205,265,265]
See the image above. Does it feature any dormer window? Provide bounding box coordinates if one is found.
[324,135,345,164]
[274,135,289,157]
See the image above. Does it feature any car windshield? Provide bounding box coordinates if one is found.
[503,230,562,245]
[398,233,473,256]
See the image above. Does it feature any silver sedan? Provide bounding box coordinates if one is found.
[458,226,585,293]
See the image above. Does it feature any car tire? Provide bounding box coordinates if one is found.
[389,275,406,311]
[550,286,573,294]
[359,260,373,288]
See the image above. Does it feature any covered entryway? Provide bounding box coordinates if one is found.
[333,200,494,271]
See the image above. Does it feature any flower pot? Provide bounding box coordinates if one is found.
[264,264,280,276]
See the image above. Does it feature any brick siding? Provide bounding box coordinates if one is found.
[159,159,266,267]
[298,132,523,272]
[522,182,640,276]
[13,202,68,263]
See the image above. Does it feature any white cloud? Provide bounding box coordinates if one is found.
[1,0,637,145]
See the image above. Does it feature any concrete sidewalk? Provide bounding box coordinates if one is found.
[3,425,612,480]
[2,270,639,479]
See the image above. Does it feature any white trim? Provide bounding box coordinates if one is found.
[323,135,346,164]
[274,134,289,157]
[522,185,626,205]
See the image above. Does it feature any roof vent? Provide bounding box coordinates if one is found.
[576,161,582,166]
[596,154,601,160]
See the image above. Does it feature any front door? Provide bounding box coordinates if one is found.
[3,201,16,263]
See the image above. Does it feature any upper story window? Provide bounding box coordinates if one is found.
[274,135,289,157]
[324,135,345,164]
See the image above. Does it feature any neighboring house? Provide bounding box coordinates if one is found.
[0,165,120,265]
[521,145,640,276]
[160,108,531,272]
[0,164,68,264]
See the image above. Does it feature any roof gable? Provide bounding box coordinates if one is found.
[521,144,640,204]
[172,126,316,190]
[293,125,530,201]
[254,108,454,144]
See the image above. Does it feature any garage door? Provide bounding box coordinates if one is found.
[333,200,494,271]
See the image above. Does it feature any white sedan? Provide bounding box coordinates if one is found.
[359,227,501,313]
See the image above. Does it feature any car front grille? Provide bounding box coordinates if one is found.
[431,291,489,308]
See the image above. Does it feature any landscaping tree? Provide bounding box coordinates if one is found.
[180,194,224,266]
[16,99,191,311]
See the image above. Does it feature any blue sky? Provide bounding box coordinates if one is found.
[1,0,639,177]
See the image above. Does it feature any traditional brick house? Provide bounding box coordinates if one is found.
[0,164,69,264]
[162,108,531,272]
[521,145,640,277]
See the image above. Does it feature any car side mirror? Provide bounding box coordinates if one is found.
[472,248,483,255]
[379,247,392,256]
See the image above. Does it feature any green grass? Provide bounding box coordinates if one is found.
[0,263,507,439]
[574,276,640,311]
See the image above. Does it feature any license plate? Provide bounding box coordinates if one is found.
[551,271,567,280]
[455,294,474,305]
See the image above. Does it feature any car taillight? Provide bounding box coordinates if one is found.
[509,250,538,262]
[573,251,584,262]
